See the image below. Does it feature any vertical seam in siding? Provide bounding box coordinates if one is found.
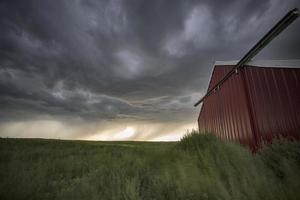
[241,67,259,149]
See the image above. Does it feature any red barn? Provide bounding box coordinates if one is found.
[197,60,300,150]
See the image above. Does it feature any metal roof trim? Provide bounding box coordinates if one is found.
[214,59,300,68]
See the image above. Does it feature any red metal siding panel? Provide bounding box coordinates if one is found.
[198,64,300,150]
[198,65,256,148]
[244,66,300,144]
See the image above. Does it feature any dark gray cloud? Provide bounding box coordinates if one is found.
[0,0,299,139]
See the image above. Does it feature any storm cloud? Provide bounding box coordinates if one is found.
[0,0,299,140]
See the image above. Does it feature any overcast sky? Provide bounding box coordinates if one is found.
[0,0,299,141]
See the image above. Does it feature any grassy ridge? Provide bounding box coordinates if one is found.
[0,132,300,200]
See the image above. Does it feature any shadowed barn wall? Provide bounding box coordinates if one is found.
[198,61,300,150]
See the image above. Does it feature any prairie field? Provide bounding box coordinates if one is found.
[1,132,300,200]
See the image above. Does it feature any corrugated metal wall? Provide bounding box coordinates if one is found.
[198,65,300,149]
[243,66,300,144]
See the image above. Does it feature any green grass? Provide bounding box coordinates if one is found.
[0,131,300,200]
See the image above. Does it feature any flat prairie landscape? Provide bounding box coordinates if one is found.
[1,132,300,200]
